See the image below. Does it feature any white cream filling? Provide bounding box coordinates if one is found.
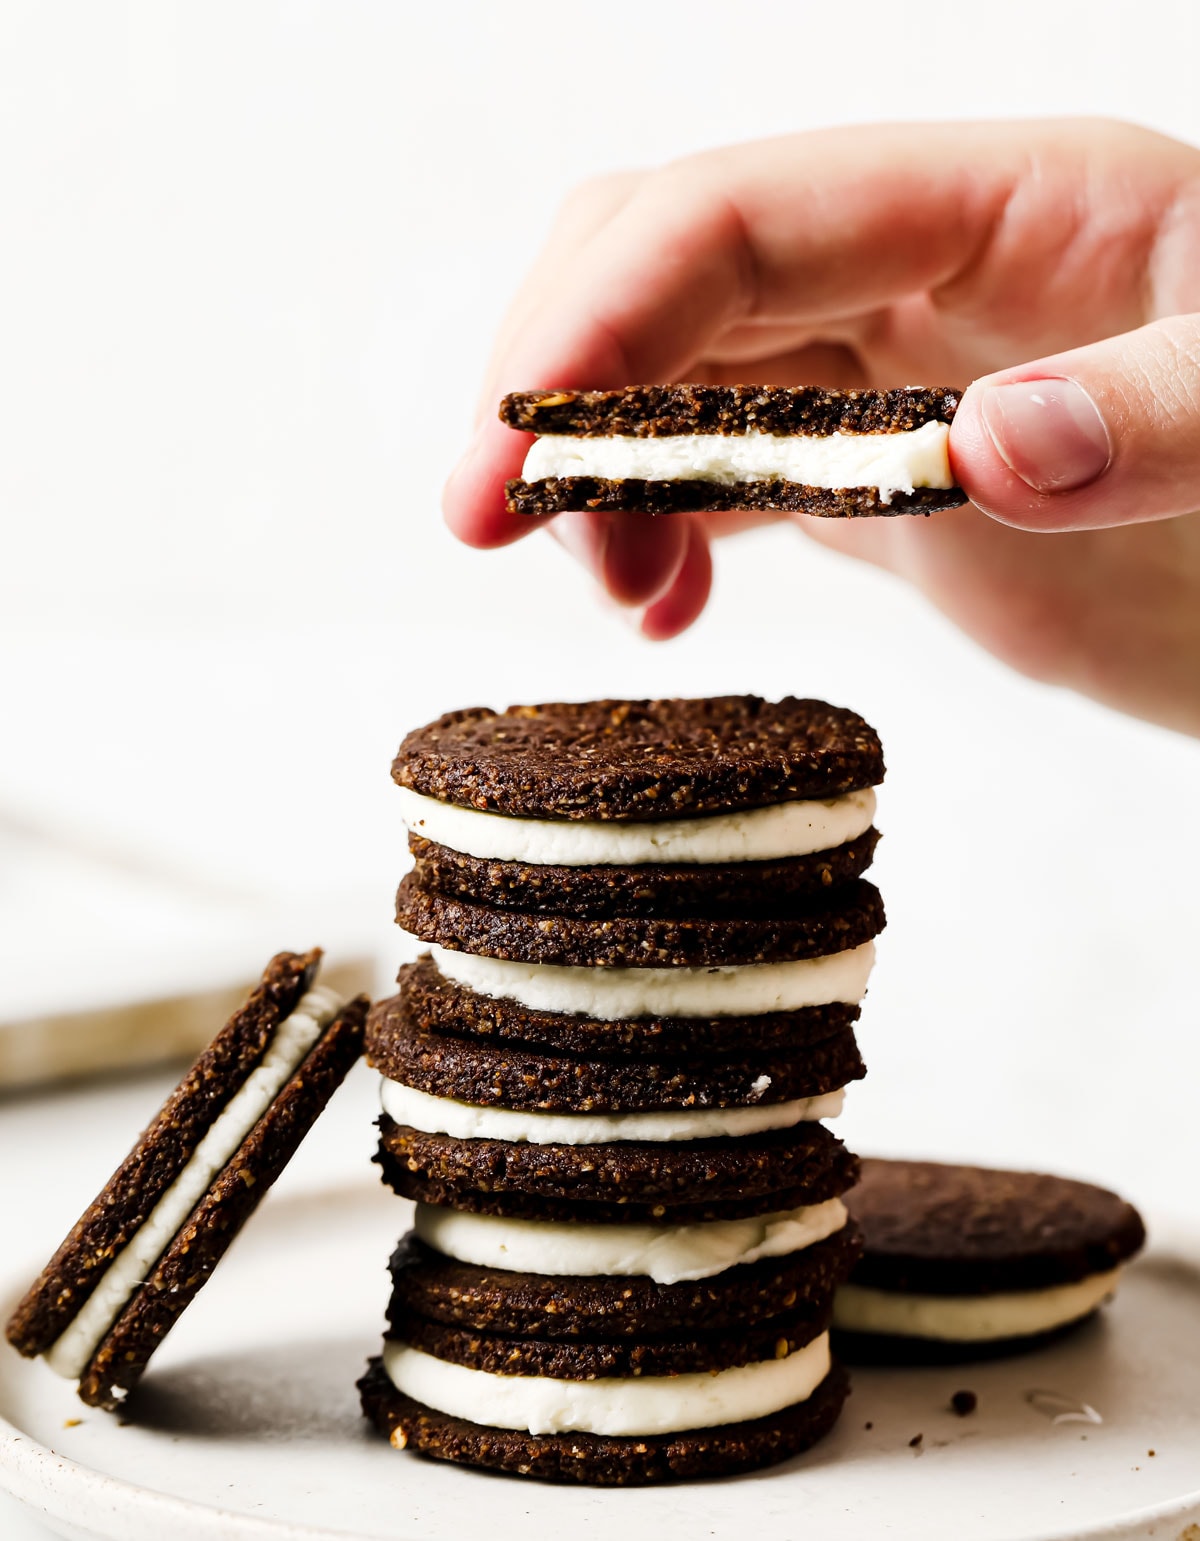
[381,1078,843,1145]
[428,940,875,1021]
[414,1197,849,1285]
[832,1269,1123,1343]
[398,785,876,867]
[522,421,952,503]
[383,1332,831,1436]
[43,985,345,1381]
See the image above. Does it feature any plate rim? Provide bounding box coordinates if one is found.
[2,1192,1199,1541]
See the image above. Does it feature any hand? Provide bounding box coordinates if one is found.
[443,119,1200,737]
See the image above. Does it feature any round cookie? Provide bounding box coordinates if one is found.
[386,1230,860,1341]
[392,696,884,820]
[366,999,864,1113]
[396,954,861,1058]
[845,1158,1146,1294]
[375,1116,858,1223]
[408,826,880,917]
[357,1356,850,1486]
[395,874,884,968]
[833,1158,1147,1363]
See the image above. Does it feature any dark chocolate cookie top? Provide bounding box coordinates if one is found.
[500,384,960,438]
[846,1158,1147,1296]
[393,696,883,819]
[395,873,883,968]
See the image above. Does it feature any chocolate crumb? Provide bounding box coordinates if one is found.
[909,1433,923,1448]
[950,1390,978,1417]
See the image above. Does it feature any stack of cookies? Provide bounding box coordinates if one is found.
[359,696,887,1484]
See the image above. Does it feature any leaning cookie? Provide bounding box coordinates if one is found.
[832,1158,1146,1364]
[501,385,967,518]
[5,951,368,1409]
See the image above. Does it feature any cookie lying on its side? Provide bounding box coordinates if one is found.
[501,385,967,518]
[5,951,368,1409]
[833,1158,1146,1363]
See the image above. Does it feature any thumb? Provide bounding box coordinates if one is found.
[951,316,1200,532]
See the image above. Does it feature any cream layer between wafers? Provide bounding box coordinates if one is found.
[398,786,876,865]
[522,421,952,506]
[833,1270,1124,1343]
[384,1332,832,1437]
[413,1197,849,1285]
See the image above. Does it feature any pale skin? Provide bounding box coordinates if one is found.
[443,119,1200,738]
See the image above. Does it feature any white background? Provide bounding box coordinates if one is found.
[2,3,1199,1533]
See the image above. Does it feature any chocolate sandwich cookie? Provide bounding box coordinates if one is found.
[501,384,966,519]
[833,1158,1147,1364]
[357,1355,850,1486]
[408,826,880,917]
[6,952,368,1410]
[396,954,862,1059]
[395,874,884,968]
[387,1229,861,1340]
[367,997,864,1112]
[393,696,883,818]
[376,1115,858,1223]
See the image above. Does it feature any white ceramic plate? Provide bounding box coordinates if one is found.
[2,1182,1198,1541]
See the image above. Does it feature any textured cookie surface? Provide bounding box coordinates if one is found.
[393,697,883,819]
[409,827,880,917]
[377,1116,858,1223]
[846,1158,1147,1295]
[358,1356,850,1485]
[389,1305,827,1379]
[500,384,960,437]
[395,874,883,968]
[506,479,966,519]
[6,949,323,1358]
[387,1230,860,1340]
[396,955,861,1058]
[367,997,863,1111]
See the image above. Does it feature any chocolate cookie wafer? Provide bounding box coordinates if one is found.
[500,385,966,519]
[833,1158,1147,1363]
[396,873,884,968]
[376,1116,859,1222]
[393,697,883,817]
[408,826,881,917]
[6,951,367,1409]
[367,994,864,1112]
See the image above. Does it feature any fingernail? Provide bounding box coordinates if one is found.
[981,378,1111,493]
[551,511,611,585]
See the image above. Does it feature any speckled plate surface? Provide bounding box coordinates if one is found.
[1,1183,1198,1541]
